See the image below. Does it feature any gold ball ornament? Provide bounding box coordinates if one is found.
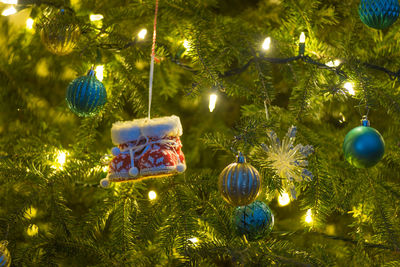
[0,241,11,267]
[218,153,261,206]
[40,9,80,55]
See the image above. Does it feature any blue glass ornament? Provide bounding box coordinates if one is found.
[232,200,274,241]
[359,0,400,29]
[0,241,11,267]
[66,68,107,117]
[343,117,385,168]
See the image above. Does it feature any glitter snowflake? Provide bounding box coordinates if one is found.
[261,126,314,199]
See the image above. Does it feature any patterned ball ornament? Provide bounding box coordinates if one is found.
[233,200,274,241]
[0,241,11,267]
[343,117,385,168]
[66,68,107,117]
[218,153,261,206]
[359,0,400,29]
[40,9,80,55]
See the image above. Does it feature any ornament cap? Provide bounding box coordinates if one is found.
[361,115,370,127]
[87,66,96,77]
[237,152,246,163]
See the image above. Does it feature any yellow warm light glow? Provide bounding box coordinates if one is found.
[183,40,190,50]
[138,28,147,39]
[1,0,18,4]
[26,17,34,30]
[148,190,157,200]
[24,206,37,219]
[343,82,355,95]
[102,165,108,172]
[27,224,39,236]
[2,5,17,16]
[299,32,306,43]
[95,65,104,81]
[278,192,291,206]
[209,93,217,112]
[53,150,67,170]
[188,237,199,244]
[305,209,313,224]
[326,59,341,67]
[90,14,104,21]
[262,37,271,50]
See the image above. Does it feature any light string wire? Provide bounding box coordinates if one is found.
[148,0,159,120]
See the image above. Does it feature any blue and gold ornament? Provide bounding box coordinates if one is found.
[218,152,261,206]
[0,241,11,267]
[66,67,107,117]
[343,116,385,168]
[359,0,400,29]
[233,200,274,241]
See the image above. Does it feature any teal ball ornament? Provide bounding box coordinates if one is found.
[359,0,400,29]
[233,200,274,241]
[0,241,11,267]
[66,68,107,117]
[218,153,261,206]
[343,121,385,168]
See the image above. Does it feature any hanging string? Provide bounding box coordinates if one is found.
[148,0,159,120]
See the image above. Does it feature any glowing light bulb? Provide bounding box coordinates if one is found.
[278,191,291,206]
[102,165,108,172]
[148,190,157,200]
[27,224,39,236]
[95,65,104,81]
[299,32,306,43]
[326,59,341,67]
[262,37,271,51]
[53,150,67,170]
[2,5,17,16]
[183,40,190,50]
[26,17,34,30]
[188,237,199,244]
[138,28,147,39]
[24,206,37,219]
[90,14,103,21]
[1,0,18,4]
[209,93,217,112]
[343,82,355,95]
[305,209,313,224]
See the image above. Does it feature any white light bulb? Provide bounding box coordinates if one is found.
[188,237,199,244]
[90,14,104,21]
[305,209,313,224]
[1,0,18,4]
[326,59,341,68]
[209,93,217,112]
[343,82,355,95]
[183,40,190,50]
[299,32,306,43]
[26,17,34,30]
[148,190,157,200]
[95,65,104,81]
[262,37,271,51]
[138,28,147,39]
[2,5,17,16]
[278,191,291,206]
[52,150,67,171]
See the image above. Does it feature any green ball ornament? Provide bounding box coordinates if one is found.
[66,68,107,117]
[358,0,400,30]
[343,118,385,168]
[218,153,261,206]
[0,241,11,267]
[233,200,274,241]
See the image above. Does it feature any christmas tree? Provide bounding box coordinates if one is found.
[1,0,400,266]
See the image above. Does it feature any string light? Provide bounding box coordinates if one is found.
[183,40,191,50]
[299,32,306,55]
[188,237,199,244]
[0,0,17,4]
[278,191,291,206]
[305,209,313,224]
[53,150,67,171]
[90,14,104,21]
[343,82,355,95]
[2,5,17,16]
[209,93,217,112]
[326,59,341,67]
[27,224,39,236]
[339,112,346,123]
[138,28,147,39]
[95,65,104,81]
[148,190,157,200]
[262,37,271,51]
[26,17,34,30]
[24,206,37,219]
[299,32,306,44]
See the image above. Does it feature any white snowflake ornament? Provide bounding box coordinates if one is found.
[262,126,314,199]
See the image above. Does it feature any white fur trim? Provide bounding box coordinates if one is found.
[111,119,145,144]
[141,115,183,138]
